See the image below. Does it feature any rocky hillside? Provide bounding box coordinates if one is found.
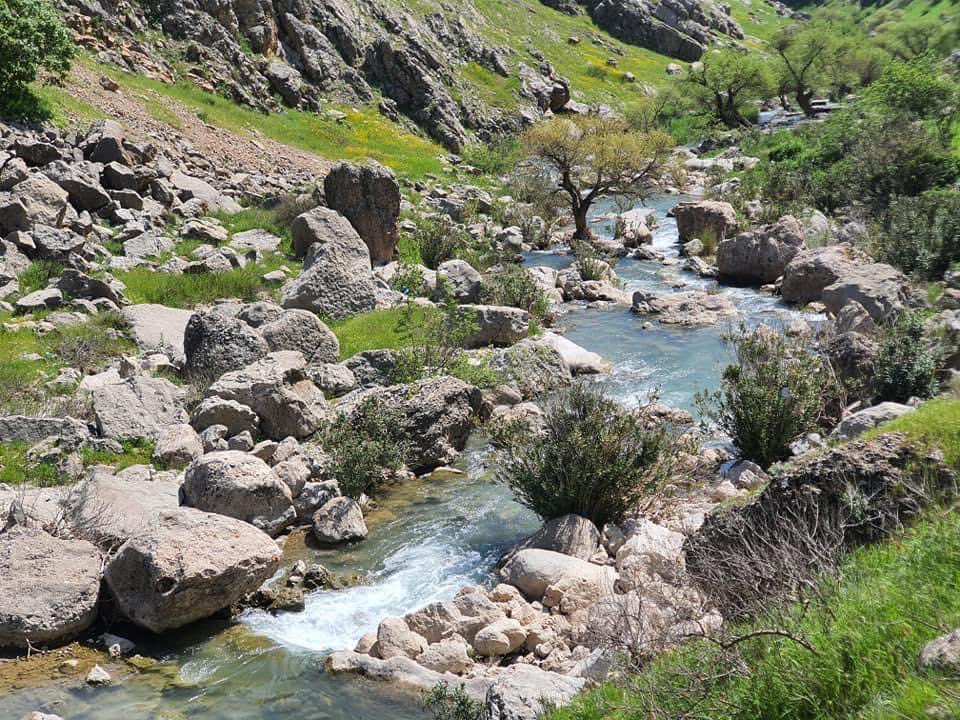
[57,0,788,152]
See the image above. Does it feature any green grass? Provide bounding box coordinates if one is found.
[15,260,65,297]
[81,439,157,470]
[89,58,447,180]
[328,306,430,360]
[211,205,295,249]
[863,397,960,468]
[0,442,65,486]
[460,62,523,110]
[550,509,960,720]
[115,253,297,308]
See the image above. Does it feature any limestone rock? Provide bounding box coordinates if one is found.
[832,402,915,441]
[461,305,530,348]
[259,309,339,364]
[183,308,269,378]
[376,616,427,659]
[500,548,616,601]
[717,215,805,285]
[312,496,368,543]
[673,200,737,244]
[104,508,280,633]
[510,514,601,561]
[324,161,401,264]
[153,423,203,468]
[481,663,585,720]
[91,376,189,441]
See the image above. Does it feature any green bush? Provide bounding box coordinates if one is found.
[414,216,472,270]
[390,261,430,297]
[0,0,74,120]
[319,396,411,499]
[878,190,960,280]
[695,326,837,469]
[483,264,550,321]
[423,682,482,720]
[874,312,941,403]
[493,384,681,527]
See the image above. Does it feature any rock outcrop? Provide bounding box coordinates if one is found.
[716,215,805,285]
[324,161,401,265]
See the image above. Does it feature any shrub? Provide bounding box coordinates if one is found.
[268,192,317,231]
[483,264,550,322]
[695,326,838,469]
[414,216,471,270]
[874,312,941,403]
[877,190,960,280]
[390,261,430,297]
[571,241,615,282]
[391,293,479,382]
[0,0,74,119]
[493,384,682,527]
[319,396,411,499]
[423,682,482,720]
[459,137,521,175]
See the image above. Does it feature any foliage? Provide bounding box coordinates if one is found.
[522,115,672,239]
[878,189,960,279]
[423,682,482,720]
[319,396,411,499]
[493,384,682,527]
[547,512,960,720]
[81,439,157,471]
[771,23,850,116]
[695,326,838,469]
[390,261,431,297]
[571,241,616,282]
[328,306,430,361]
[460,136,522,175]
[681,48,775,129]
[864,57,958,128]
[874,312,941,403]
[411,216,476,270]
[0,0,75,120]
[483,264,550,321]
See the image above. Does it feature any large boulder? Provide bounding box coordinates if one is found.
[0,415,90,448]
[336,376,480,472]
[781,244,860,305]
[153,424,204,468]
[631,290,738,325]
[204,351,330,440]
[64,465,181,547]
[376,616,427,659]
[91,376,189,441]
[0,527,102,648]
[821,263,914,322]
[490,338,572,399]
[183,308,269,379]
[436,260,482,303]
[122,304,194,364]
[672,200,737,244]
[481,664,586,720]
[461,305,530,348]
[181,451,295,536]
[258,309,339,364]
[831,402,914,441]
[103,508,280,633]
[323,161,401,264]
[312,496,368,543]
[539,333,608,375]
[1,174,71,232]
[281,208,377,319]
[717,215,805,285]
[510,514,601,561]
[499,548,616,601]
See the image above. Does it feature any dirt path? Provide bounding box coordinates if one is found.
[69,64,332,178]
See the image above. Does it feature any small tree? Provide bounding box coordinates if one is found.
[0,0,75,114]
[771,24,845,117]
[493,383,683,527]
[682,48,774,129]
[521,115,672,240]
[696,326,837,469]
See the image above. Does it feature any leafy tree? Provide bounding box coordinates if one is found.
[695,326,838,469]
[771,24,845,116]
[493,383,683,527]
[0,0,75,114]
[521,115,672,240]
[681,48,775,129]
[874,16,960,61]
[864,58,958,130]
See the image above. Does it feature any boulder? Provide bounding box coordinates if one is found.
[15,288,62,313]
[153,424,203,468]
[281,208,377,319]
[835,300,878,336]
[259,309,339,364]
[481,664,586,720]
[230,229,282,254]
[104,508,280,633]
[312,496,368,543]
[204,352,330,440]
[324,161,401,264]
[631,290,738,325]
[539,333,608,375]
[122,304,194,364]
[336,376,480,471]
[190,397,260,438]
[499,548,616,601]
[0,527,102,648]
[181,451,295,536]
[615,208,654,247]
[91,376,189,441]
[919,629,960,674]
[831,402,914,441]
[821,263,913,322]
[473,617,526,656]
[64,465,181,547]
[4,174,71,231]
[183,308,270,379]
[436,260,482,303]
[672,200,737,244]
[0,415,90,448]
[781,244,860,305]
[405,601,464,644]
[490,339,572,399]
[376,617,427,659]
[169,171,241,213]
[615,519,686,580]
[417,637,473,674]
[717,215,805,285]
[294,479,340,519]
[511,514,601,561]
[461,305,530,348]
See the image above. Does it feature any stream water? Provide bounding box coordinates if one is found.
[4,194,818,719]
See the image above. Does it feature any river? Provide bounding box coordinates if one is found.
[4,194,818,719]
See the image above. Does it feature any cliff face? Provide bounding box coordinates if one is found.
[60,0,743,150]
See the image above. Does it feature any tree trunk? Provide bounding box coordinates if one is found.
[796,88,816,117]
[573,203,592,240]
